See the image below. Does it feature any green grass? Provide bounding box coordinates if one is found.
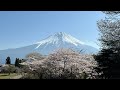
[0,73,18,79]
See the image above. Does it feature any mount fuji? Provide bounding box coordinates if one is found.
[0,32,98,64]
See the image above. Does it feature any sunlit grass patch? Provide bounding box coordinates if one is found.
[0,73,18,79]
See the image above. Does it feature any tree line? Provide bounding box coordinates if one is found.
[5,56,25,68]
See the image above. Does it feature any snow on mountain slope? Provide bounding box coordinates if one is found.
[0,32,98,64]
[34,32,98,54]
[35,32,85,49]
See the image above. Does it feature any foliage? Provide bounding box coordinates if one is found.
[15,58,20,67]
[96,11,120,79]
[6,56,11,64]
[15,58,25,67]
[102,11,120,17]
[0,65,16,75]
[21,48,98,79]
[26,52,45,60]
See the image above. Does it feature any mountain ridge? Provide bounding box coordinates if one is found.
[0,32,98,64]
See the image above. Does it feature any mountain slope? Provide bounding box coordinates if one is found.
[0,32,98,64]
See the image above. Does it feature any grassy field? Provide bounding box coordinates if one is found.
[0,73,19,79]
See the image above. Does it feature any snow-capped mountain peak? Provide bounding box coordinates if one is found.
[0,32,98,64]
[35,32,85,49]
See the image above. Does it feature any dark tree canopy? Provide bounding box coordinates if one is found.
[95,11,120,79]
[15,58,20,67]
[6,56,11,64]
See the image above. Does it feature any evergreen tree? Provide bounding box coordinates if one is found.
[6,56,11,64]
[95,11,120,79]
[15,58,20,67]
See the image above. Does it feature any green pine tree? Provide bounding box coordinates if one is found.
[15,58,20,67]
[6,56,11,64]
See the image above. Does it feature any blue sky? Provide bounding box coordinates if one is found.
[0,11,105,50]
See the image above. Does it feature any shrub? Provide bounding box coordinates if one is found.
[0,65,16,75]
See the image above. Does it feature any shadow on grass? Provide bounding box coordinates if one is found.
[0,74,9,76]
